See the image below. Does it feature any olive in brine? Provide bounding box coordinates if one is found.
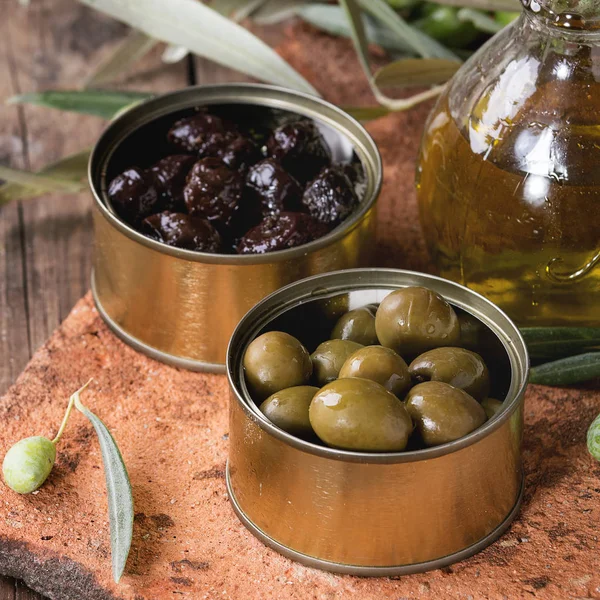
[375,287,460,357]
[259,386,319,437]
[309,378,412,452]
[339,346,411,398]
[142,211,222,252]
[409,347,490,401]
[243,331,312,400]
[405,381,486,447]
[310,339,363,386]
[331,306,378,346]
[481,397,503,419]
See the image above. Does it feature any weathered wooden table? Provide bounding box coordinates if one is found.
[0,2,253,597]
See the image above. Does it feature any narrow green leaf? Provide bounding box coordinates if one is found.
[230,0,269,22]
[0,151,90,204]
[587,412,600,461]
[358,0,460,60]
[7,90,152,119]
[529,352,600,386]
[296,4,415,54]
[521,327,600,360]
[85,30,158,88]
[339,0,447,111]
[74,391,133,583]
[342,105,391,120]
[254,0,312,25]
[374,58,461,88]
[431,0,521,10]
[77,0,318,95]
[457,8,503,33]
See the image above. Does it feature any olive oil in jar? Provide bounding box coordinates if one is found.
[416,31,600,326]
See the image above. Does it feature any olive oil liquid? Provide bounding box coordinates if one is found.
[417,89,600,326]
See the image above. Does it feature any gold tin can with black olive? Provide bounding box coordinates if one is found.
[226,269,529,575]
[89,84,381,372]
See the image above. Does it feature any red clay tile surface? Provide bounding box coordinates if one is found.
[1,22,600,600]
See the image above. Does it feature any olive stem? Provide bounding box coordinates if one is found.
[52,379,93,445]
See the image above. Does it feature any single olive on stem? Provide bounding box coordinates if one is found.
[2,379,92,494]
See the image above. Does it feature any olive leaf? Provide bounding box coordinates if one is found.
[296,4,416,54]
[7,90,152,119]
[76,0,318,95]
[358,0,460,60]
[74,388,134,584]
[339,0,448,112]
[254,0,313,25]
[342,105,391,120]
[529,352,600,386]
[432,0,521,10]
[374,58,461,88]
[521,327,600,360]
[0,151,90,204]
[457,8,504,33]
[85,30,158,88]
[161,44,189,64]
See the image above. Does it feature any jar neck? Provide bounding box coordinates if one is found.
[522,0,600,30]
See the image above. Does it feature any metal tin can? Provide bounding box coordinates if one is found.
[89,84,381,372]
[226,269,529,575]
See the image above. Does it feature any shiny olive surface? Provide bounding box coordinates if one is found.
[481,397,504,419]
[331,307,378,346]
[375,287,460,357]
[309,378,413,452]
[409,347,490,401]
[457,311,486,351]
[405,381,486,447]
[339,346,411,397]
[310,340,363,386]
[259,386,318,437]
[244,332,312,400]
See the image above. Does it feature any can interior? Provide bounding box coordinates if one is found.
[101,103,366,224]
[228,270,527,463]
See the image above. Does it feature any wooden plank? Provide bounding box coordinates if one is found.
[0,2,32,399]
[0,2,189,599]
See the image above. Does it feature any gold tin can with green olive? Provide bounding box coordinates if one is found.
[226,268,529,575]
[89,84,381,372]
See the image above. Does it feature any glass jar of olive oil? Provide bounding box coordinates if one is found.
[416,0,600,326]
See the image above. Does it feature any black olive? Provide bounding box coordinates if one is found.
[167,112,237,154]
[237,212,330,254]
[107,166,160,226]
[246,158,303,216]
[150,155,196,212]
[142,211,222,252]
[302,165,358,226]
[266,119,331,183]
[183,157,244,228]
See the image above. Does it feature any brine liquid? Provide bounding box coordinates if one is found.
[417,93,600,326]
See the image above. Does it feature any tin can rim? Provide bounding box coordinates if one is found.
[227,268,530,464]
[88,83,382,265]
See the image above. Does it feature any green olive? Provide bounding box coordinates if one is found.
[309,378,413,452]
[409,347,490,401]
[457,311,485,351]
[310,340,364,386]
[414,5,479,48]
[243,331,312,400]
[339,345,411,397]
[319,294,350,321]
[405,381,486,447]
[375,287,460,357]
[481,397,504,419]
[331,307,378,346]
[2,436,56,494]
[259,386,319,437]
